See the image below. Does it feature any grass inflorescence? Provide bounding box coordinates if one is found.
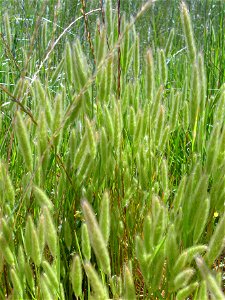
[0,0,224,299]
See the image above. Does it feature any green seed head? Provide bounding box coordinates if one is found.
[70,255,82,297]
[81,199,111,275]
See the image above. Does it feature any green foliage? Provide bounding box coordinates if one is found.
[0,1,224,299]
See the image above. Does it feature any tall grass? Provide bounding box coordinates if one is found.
[0,0,224,299]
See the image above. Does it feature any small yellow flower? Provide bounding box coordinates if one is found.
[214,211,219,218]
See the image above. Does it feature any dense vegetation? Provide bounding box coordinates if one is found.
[0,0,224,299]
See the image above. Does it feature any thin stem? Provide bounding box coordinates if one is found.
[81,0,96,64]
[100,0,105,24]
[117,0,121,99]
[0,83,37,125]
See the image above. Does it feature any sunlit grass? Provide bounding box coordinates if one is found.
[0,0,224,299]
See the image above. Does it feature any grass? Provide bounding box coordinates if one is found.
[0,0,225,299]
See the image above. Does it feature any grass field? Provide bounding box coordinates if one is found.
[0,0,225,299]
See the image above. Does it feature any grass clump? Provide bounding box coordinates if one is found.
[0,0,224,299]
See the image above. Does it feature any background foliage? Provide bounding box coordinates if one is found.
[0,0,224,299]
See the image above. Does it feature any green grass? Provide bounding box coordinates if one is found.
[0,0,225,299]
